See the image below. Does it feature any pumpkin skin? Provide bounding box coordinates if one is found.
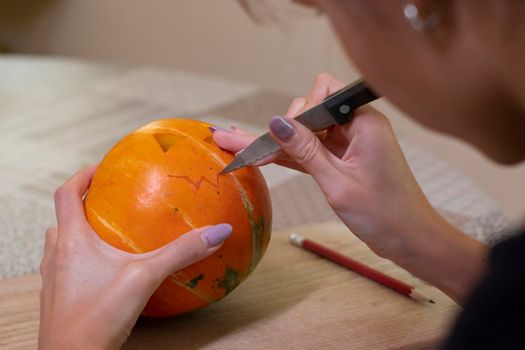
[84,119,272,317]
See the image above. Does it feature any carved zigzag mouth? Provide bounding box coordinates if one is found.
[166,174,220,191]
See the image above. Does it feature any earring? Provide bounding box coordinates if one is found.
[403,1,442,31]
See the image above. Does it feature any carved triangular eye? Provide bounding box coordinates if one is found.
[153,134,186,152]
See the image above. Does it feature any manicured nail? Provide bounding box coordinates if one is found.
[209,126,229,133]
[202,224,232,247]
[269,116,294,141]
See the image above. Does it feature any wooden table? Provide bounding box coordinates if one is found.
[1,222,459,349]
[0,55,508,349]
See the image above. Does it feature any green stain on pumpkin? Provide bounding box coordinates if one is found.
[217,267,242,295]
[249,216,266,270]
[238,188,269,272]
[186,274,204,289]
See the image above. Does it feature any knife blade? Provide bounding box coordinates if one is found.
[220,79,378,174]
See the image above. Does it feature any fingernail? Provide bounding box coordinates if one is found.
[269,116,294,141]
[209,126,229,133]
[202,224,232,247]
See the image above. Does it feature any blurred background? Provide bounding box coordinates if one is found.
[1,0,523,223]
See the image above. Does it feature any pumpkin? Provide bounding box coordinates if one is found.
[84,119,272,317]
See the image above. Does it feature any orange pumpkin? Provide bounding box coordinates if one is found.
[84,119,272,317]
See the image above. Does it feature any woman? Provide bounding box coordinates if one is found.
[39,0,525,348]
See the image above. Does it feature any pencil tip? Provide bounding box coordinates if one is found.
[429,299,436,304]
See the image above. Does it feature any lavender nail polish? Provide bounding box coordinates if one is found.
[203,224,232,247]
[269,116,294,141]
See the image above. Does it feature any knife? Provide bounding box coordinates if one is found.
[220,79,379,174]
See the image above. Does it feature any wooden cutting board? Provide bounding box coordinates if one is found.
[0,222,460,349]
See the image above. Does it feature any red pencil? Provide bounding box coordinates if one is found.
[289,233,435,303]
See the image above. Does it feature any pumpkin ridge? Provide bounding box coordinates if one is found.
[168,275,215,303]
[87,119,272,316]
[87,206,143,253]
[167,126,263,271]
[89,206,216,303]
[181,212,196,228]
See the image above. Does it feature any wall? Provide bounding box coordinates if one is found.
[0,0,359,95]
[1,0,524,223]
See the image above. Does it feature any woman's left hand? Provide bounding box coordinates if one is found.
[212,73,488,303]
[39,165,231,349]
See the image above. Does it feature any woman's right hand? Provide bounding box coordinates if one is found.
[213,73,488,303]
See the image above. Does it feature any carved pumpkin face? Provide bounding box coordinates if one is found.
[84,119,272,317]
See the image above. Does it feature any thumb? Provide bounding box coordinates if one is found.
[144,224,232,280]
[268,116,338,186]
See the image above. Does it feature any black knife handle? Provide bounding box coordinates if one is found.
[322,80,379,125]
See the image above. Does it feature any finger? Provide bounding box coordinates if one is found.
[44,227,58,254]
[230,125,250,135]
[40,227,58,277]
[143,224,233,280]
[213,95,303,156]
[213,127,299,169]
[212,130,254,154]
[304,73,346,110]
[54,164,98,230]
[274,159,306,172]
[268,116,340,187]
[322,125,351,159]
[321,105,387,155]
[286,97,307,118]
[258,132,325,172]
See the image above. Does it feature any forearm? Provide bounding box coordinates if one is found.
[39,323,111,350]
[392,210,489,305]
